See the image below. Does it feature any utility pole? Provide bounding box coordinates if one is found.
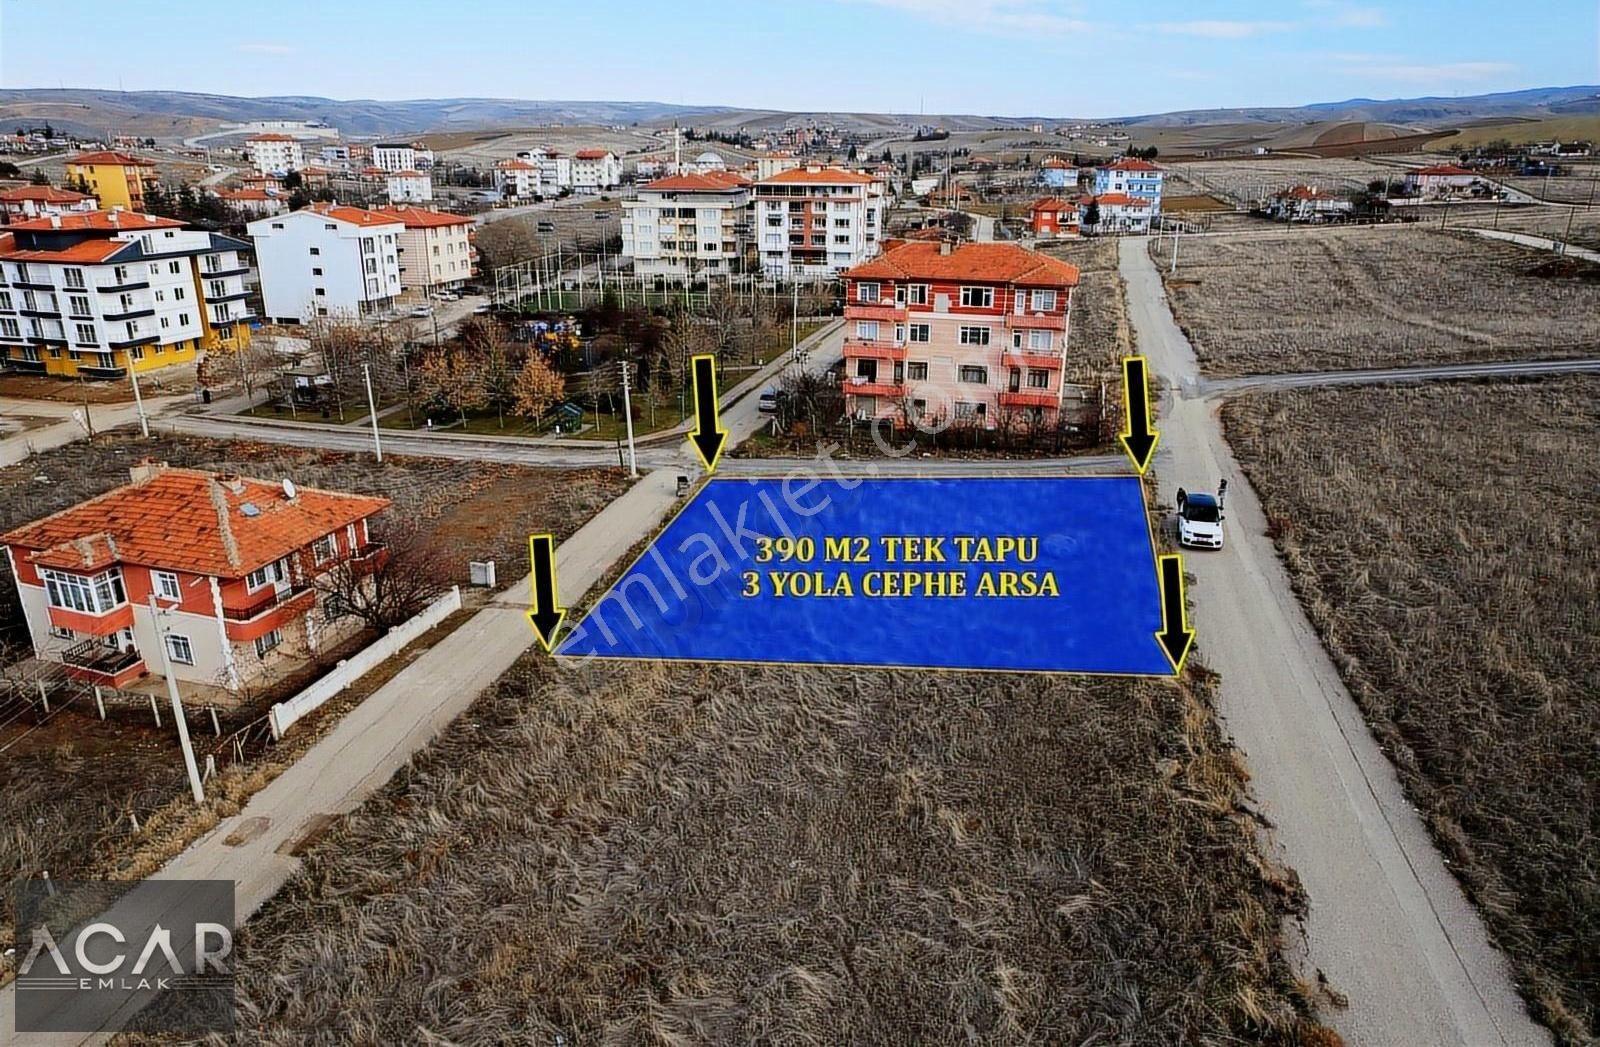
[149,595,204,804]
[1169,223,1180,274]
[619,359,638,478]
[791,279,799,361]
[362,363,383,462]
[128,363,149,438]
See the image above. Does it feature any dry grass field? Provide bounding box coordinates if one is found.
[1159,226,1600,375]
[1480,205,1600,252]
[229,657,1327,1043]
[1167,159,1394,207]
[1222,378,1600,1043]
[1500,171,1600,206]
[1036,237,1129,381]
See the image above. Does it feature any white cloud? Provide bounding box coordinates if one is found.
[1304,1,1390,28]
[237,42,294,55]
[1151,20,1294,39]
[1349,60,1515,82]
[847,0,1091,36]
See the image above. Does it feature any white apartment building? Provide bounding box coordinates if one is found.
[0,186,99,224]
[494,158,541,201]
[371,205,475,293]
[245,134,305,174]
[372,142,433,172]
[0,210,254,379]
[248,204,403,323]
[622,172,751,278]
[753,166,883,278]
[756,153,802,180]
[536,150,573,192]
[386,170,434,203]
[572,150,621,193]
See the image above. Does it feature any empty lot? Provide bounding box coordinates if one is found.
[229,658,1327,1043]
[1160,226,1600,375]
[1223,377,1600,1043]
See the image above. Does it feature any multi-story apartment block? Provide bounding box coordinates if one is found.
[64,151,159,212]
[245,133,305,174]
[0,185,99,224]
[0,210,254,380]
[385,170,433,203]
[756,152,802,180]
[248,204,403,322]
[371,205,475,293]
[213,187,288,218]
[0,461,390,692]
[536,150,573,192]
[571,149,621,193]
[621,172,751,278]
[372,142,433,172]
[838,240,1080,429]
[1083,192,1153,234]
[1038,156,1079,189]
[753,166,882,278]
[1092,158,1163,214]
[493,158,541,201]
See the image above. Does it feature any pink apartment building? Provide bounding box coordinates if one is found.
[839,240,1081,428]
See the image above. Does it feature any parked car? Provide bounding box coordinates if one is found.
[473,303,492,314]
[409,305,433,318]
[757,388,785,413]
[1175,485,1225,549]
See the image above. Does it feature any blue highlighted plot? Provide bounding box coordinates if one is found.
[558,476,1172,675]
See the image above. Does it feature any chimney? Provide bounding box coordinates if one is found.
[49,213,61,229]
[129,458,168,484]
[939,238,954,256]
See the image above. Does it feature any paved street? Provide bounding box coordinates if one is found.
[1119,237,1545,1046]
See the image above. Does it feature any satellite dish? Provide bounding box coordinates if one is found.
[282,478,297,500]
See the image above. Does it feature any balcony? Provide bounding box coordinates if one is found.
[77,364,129,379]
[102,307,155,322]
[842,338,906,361]
[1002,350,1064,370]
[348,542,389,576]
[61,639,144,683]
[4,358,46,373]
[96,279,150,293]
[201,265,250,279]
[999,389,1058,409]
[223,582,316,641]
[844,302,908,323]
[107,333,159,350]
[48,601,134,636]
[843,377,906,398]
[1004,311,1068,331]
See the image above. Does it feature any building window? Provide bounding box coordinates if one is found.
[907,361,928,380]
[959,286,994,309]
[907,284,928,305]
[856,282,879,303]
[1030,289,1057,311]
[75,323,97,344]
[63,268,85,289]
[309,247,320,256]
[908,323,930,343]
[0,319,18,338]
[42,568,126,614]
[165,634,195,665]
[174,286,185,300]
[169,260,182,274]
[855,320,879,340]
[958,365,988,384]
[1028,368,1051,389]
[152,569,181,601]
[958,326,991,346]
[49,624,74,641]
[311,534,337,565]
[246,560,285,591]
[254,630,283,658]
[954,401,985,420]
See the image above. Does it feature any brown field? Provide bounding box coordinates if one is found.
[1167,158,1395,207]
[1222,378,1600,1043]
[1480,206,1600,253]
[1499,172,1600,206]
[228,656,1325,1043]
[1035,236,1129,379]
[1158,226,1600,375]
[1163,193,1234,213]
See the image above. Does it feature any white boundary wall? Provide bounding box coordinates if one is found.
[269,586,462,739]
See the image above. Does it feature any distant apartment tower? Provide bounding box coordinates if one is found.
[64,151,159,212]
[536,150,573,192]
[838,240,1079,429]
[571,150,621,193]
[622,172,751,278]
[248,204,403,322]
[1092,158,1163,214]
[0,210,254,380]
[756,152,802,180]
[493,158,541,201]
[753,166,883,279]
[246,134,305,174]
[372,142,434,172]
[0,186,99,225]
[385,170,433,203]
[370,205,475,293]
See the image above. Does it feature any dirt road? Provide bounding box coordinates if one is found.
[1119,237,1545,1045]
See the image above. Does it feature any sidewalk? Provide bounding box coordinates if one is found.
[0,468,685,1045]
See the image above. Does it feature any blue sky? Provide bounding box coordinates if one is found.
[1,0,1593,117]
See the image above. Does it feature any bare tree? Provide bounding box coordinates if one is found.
[310,515,454,636]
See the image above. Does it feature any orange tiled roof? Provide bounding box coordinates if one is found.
[574,149,611,160]
[6,209,184,232]
[1040,157,1076,169]
[0,237,130,263]
[845,241,1080,288]
[1277,185,1343,201]
[1100,158,1160,172]
[387,169,427,178]
[368,205,471,228]
[1029,196,1078,212]
[247,133,298,142]
[1413,164,1476,176]
[1,466,391,578]
[644,171,750,191]
[307,202,405,228]
[496,159,539,171]
[759,167,876,186]
[0,186,94,203]
[68,151,156,167]
[217,188,277,201]
[1091,193,1151,208]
